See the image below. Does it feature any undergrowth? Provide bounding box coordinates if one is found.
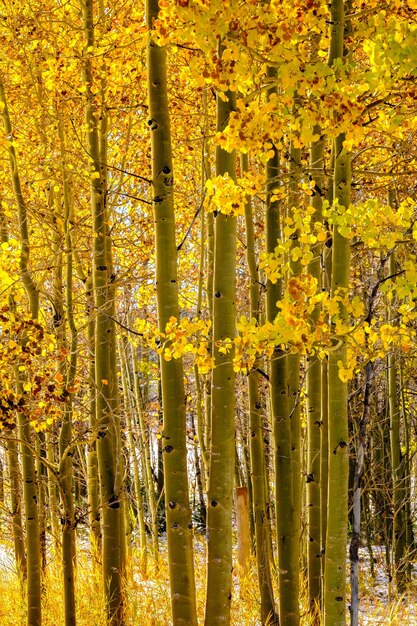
[0,537,415,625]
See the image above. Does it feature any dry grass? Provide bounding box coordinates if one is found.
[0,537,415,625]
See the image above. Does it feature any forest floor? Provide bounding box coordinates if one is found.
[0,536,416,625]
[356,545,417,625]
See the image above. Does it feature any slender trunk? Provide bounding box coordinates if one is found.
[35,435,47,572]
[120,341,147,571]
[324,3,351,622]
[82,1,124,621]
[57,116,77,626]
[266,67,299,626]
[0,73,41,626]
[204,83,237,626]
[387,250,407,593]
[399,362,414,577]
[147,2,197,623]
[7,434,27,577]
[287,141,302,560]
[132,368,159,558]
[349,362,373,626]
[235,487,250,569]
[307,133,325,616]
[85,277,101,555]
[242,153,277,624]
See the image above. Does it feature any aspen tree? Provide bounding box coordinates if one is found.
[203,88,214,473]
[85,275,101,554]
[146,1,197,623]
[287,141,302,550]
[205,72,237,626]
[82,1,124,621]
[242,153,277,625]
[321,155,333,582]
[307,132,325,615]
[119,340,147,570]
[193,103,210,492]
[73,252,101,556]
[132,367,159,559]
[57,117,77,626]
[266,67,299,626]
[0,74,42,626]
[399,362,414,580]
[350,361,373,626]
[387,248,407,592]
[98,1,127,570]
[324,1,351,623]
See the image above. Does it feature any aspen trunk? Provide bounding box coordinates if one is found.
[85,277,101,555]
[205,86,237,626]
[349,362,373,626]
[324,3,351,621]
[0,74,41,626]
[119,342,147,570]
[307,134,325,616]
[242,153,277,624]
[387,250,407,592]
[235,487,250,569]
[132,368,159,559]
[57,121,77,626]
[82,1,124,621]
[324,142,351,626]
[146,1,197,623]
[287,141,302,556]
[6,434,26,578]
[266,68,299,626]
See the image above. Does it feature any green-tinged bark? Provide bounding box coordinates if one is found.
[399,362,414,578]
[0,73,41,626]
[147,2,197,623]
[85,275,101,555]
[324,4,351,623]
[36,435,47,573]
[387,250,407,593]
[350,362,373,626]
[99,15,127,573]
[242,153,277,625]
[320,356,329,581]
[324,145,350,626]
[119,341,147,570]
[57,118,77,626]
[266,68,299,626]
[321,193,332,584]
[307,134,325,616]
[287,141,302,555]
[6,433,26,577]
[132,368,159,559]
[46,429,60,553]
[203,88,214,470]
[204,86,237,626]
[193,137,209,500]
[73,247,100,557]
[82,1,124,621]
